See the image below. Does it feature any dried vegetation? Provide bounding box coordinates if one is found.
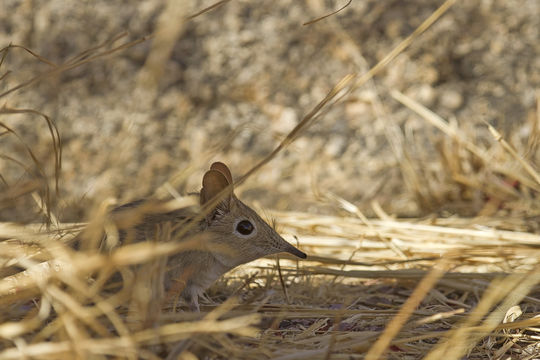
[1,0,539,359]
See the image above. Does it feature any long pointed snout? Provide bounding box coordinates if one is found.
[284,242,307,259]
[277,237,307,259]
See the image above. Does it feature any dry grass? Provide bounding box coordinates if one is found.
[1,1,540,359]
[0,212,539,359]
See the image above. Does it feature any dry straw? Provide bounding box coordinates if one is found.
[1,0,539,359]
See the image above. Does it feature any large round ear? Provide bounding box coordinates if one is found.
[200,169,232,207]
[210,162,233,185]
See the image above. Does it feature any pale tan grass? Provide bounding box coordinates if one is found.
[3,211,538,358]
[2,1,539,359]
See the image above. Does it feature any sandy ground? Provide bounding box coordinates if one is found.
[0,0,538,223]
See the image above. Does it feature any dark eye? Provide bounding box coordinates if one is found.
[236,220,254,235]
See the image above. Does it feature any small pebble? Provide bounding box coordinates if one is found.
[440,89,464,109]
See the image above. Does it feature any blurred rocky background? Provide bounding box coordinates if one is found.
[0,0,538,223]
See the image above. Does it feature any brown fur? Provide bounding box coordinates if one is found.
[96,162,306,311]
